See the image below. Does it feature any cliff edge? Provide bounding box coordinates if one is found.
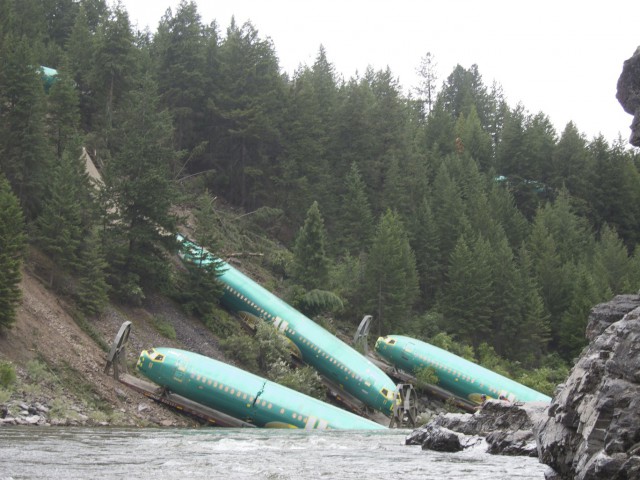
[616,46,640,147]
[536,294,640,479]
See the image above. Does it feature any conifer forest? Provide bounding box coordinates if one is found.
[2,0,639,393]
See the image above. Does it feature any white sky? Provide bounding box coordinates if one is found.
[121,0,640,144]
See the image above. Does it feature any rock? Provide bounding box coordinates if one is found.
[417,424,464,452]
[616,46,640,147]
[407,400,540,455]
[536,296,640,480]
[486,430,537,457]
[24,415,41,425]
[585,294,640,341]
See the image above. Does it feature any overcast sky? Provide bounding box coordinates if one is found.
[121,0,639,145]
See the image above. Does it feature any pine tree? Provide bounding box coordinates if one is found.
[336,162,374,255]
[292,201,329,290]
[552,122,590,200]
[34,149,85,287]
[66,4,96,131]
[175,191,225,318]
[212,19,285,209]
[363,209,419,334]
[0,175,26,330]
[0,34,52,218]
[46,62,81,158]
[409,197,441,306]
[101,74,177,302]
[455,106,493,171]
[511,245,551,364]
[593,224,636,294]
[557,265,604,360]
[415,51,438,115]
[154,0,208,154]
[74,228,109,316]
[440,235,493,349]
[89,4,136,140]
[279,46,337,221]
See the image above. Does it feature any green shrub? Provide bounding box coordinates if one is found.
[0,361,16,389]
[26,360,55,383]
[271,364,325,400]
[203,309,238,337]
[219,332,259,372]
[152,315,176,340]
[415,366,439,388]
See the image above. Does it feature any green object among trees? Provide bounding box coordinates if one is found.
[39,66,58,92]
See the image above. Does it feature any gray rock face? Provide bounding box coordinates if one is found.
[536,295,640,480]
[616,47,640,147]
[407,400,547,456]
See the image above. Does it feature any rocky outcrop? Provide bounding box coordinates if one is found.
[410,294,640,479]
[536,295,640,480]
[616,46,640,147]
[407,400,547,456]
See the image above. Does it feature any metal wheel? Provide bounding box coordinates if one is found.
[353,315,373,355]
[104,321,132,379]
[389,383,419,428]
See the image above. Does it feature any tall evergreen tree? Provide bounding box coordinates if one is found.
[88,3,136,144]
[292,201,329,290]
[511,245,550,364]
[154,0,208,155]
[0,174,26,331]
[280,46,337,221]
[363,209,419,334]
[46,62,81,158]
[415,51,438,115]
[440,235,493,349]
[409,197,441,306]
[211,19,285,209]
[552,122,591,206]
[101,74,177,302]
[0,34,52,218]
[34,149,85,287]
[174,191,225,319]
[336,162,374,255]
[74,228,109,316]
[455,106,493,171]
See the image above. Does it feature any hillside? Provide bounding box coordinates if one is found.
[0,265,231,427]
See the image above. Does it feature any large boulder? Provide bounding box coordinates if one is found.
[536,295,640,479]
[616,46,640,147]
[408,400,547,456]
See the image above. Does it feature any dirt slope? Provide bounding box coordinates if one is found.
[0,268,228,427]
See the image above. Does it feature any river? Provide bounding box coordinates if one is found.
[0,427,550,479]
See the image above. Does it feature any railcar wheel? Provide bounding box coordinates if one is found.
[104,321,132,379]
[389,383,419,428]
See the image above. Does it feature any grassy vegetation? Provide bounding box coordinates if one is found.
[0,361,16,389]
[70,309,109,352]
[152,315,176,340]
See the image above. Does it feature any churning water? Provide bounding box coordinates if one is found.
[0,427,550,479]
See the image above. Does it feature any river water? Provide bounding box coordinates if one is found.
[0,427,550,479]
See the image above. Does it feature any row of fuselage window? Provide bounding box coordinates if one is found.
[188,371,324,427]
[222,284,364,386]
[412,353,507,397]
